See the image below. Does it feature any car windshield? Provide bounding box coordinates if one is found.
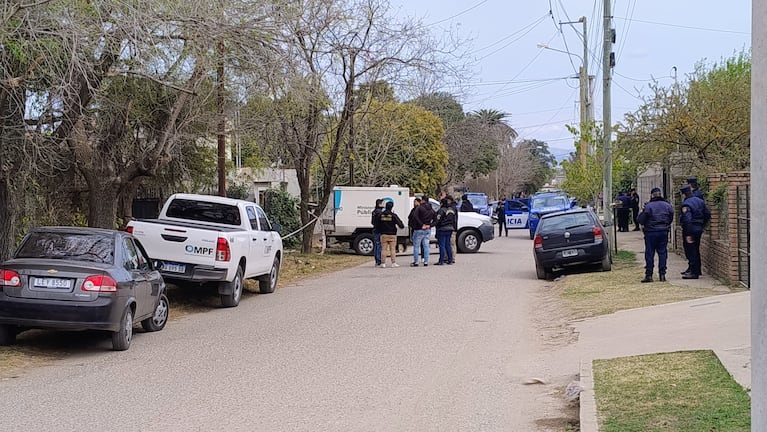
[540,213,594,233]
[166,198,241,226]
[532,196,568,209]
[468,195,488,207]
[15,232,114,263]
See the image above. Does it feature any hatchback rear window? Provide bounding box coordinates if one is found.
[15,232,114,263]
[540,213,594,232]
[166,199,241,226]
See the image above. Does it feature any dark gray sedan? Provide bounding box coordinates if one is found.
[532,208,612,280]
[0,227,169,350]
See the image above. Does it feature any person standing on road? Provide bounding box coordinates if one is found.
[637,187,674,283]
[447,195,459,263]
[679,185,711,279]
[434,197,457,265]
[411,195,435,267]
[615,191,632,232]
[496,195,507,237]
[378,201,404,268]
[371,199,384,267]
[408,197,424,262]
[630,189,641,231]
[459,194,475,213]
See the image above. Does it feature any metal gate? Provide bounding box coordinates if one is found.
[736,185,750,288]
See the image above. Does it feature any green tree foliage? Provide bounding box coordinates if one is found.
[618,51,750,175]
[264,189,301,249]
[517,139,557,193]
[352,100,447,193]
[410,92,465,129]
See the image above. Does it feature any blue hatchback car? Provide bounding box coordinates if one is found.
[528,193,575,239]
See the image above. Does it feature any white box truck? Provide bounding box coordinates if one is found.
[322,186,410,255]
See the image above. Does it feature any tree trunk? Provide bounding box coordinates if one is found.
[86,177,121,229]
[0,179,19,261]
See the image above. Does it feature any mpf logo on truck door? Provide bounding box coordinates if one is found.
[185,245,213,256]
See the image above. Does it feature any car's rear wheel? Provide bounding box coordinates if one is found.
[258,257,280,294]
[601,253,612,271]
[0,325,16,346]
[112,306,133,351]
[220,266,243,308]
[457,230,481,253]
[535,263,552,280]
[141,294,169,332]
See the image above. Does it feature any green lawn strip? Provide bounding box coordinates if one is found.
[593,351,750,432]
[557,250,733,320]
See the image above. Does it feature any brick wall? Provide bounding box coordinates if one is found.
[673,172,750,285]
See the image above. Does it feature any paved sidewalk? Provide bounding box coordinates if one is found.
[575,230,750,432]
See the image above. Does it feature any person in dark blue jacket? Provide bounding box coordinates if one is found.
[616,190,632,232]
[637,187,674,283]
[434,198,457,265]
[371,199,384,267]
[679,185,711,279]
[687,177,705,200]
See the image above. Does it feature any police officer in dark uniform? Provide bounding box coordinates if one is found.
[637,187,674,283]
[687,177,705,199]
[679,185,711,279]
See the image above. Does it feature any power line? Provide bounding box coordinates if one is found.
[476,15,549,60]
[462,76,572,87]
[613,16,750,35]
[427,0,489,26]
[614,71,672,82]
[473,13,550,53]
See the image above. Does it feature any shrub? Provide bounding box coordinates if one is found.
[263,189,301,249]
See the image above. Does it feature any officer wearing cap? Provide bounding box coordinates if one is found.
[637,187,674,283]
[679,184,711,279]
[687,177,705,199]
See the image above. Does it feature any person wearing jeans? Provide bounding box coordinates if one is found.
[371,199,384,267]
[434,197,456,265]
[411,195,435,266]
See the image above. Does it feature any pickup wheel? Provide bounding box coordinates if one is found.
[258,257,280,294]
[353,233,375,256]
[220,266,243,308]
[457,230,481,254]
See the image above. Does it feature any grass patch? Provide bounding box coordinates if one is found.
[555,250,737,320]
[594,350,750,432]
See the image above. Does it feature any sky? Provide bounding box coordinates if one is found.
[389,0,752,161]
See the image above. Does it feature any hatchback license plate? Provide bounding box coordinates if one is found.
[163,262,186,273]
[562,249,578,258]
[33,278,72,289]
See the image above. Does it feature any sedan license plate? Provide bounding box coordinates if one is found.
[561,249,578,258]
[163,262,186,274]
[33,278,72,289]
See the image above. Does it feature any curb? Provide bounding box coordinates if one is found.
[579,358,598,432]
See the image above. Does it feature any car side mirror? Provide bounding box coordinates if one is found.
[271,222,282,233]
[521,206,529,212]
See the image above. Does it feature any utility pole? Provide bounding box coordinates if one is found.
[602,0,614,227]
[752,0,766,427]
[560,17,590,166]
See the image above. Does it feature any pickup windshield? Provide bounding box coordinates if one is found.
[166,199,241,226]
[532,196,568,209]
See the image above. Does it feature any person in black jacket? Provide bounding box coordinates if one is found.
[496,195,507,236]
[459,194,475,213]
[679,185,711,279]
[637,187,674,283]
[378,201,404,268]
[434,198,457,265]
[371,199,384,267]
[630,189,641,231]
[411,196,435,266]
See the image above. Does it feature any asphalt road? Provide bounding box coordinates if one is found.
[0,231,576,431]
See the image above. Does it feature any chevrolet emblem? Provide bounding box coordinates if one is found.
[47,269,58,274]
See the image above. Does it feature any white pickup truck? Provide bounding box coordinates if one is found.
[126,194,283,308]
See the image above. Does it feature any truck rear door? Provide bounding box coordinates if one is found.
[132,223,220,275]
